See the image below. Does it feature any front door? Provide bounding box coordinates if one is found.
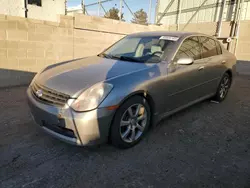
[163,36,208,112]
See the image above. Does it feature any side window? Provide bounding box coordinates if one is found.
[199,36,218,58]
[216,40,222,55]
[174,36,201,61]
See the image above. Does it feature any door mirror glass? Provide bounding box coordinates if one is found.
[176,57,194,65]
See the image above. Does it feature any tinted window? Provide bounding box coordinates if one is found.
[199,37,218,58]
[216,40,222,55]
[175,37,201,60]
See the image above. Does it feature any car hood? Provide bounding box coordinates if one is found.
[36,56,152,97]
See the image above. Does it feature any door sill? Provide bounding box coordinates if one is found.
[158,93,215,122]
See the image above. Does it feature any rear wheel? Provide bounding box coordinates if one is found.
[213,73,231,102]
[110,96,151,149]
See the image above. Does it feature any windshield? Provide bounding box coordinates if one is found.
[99,35,177,63]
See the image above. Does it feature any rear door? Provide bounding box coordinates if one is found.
[198,36,226,94]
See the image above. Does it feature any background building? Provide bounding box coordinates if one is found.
[155,0,250,25]
[0,0,65,21]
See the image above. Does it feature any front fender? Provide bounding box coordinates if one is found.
[99,64,161,108]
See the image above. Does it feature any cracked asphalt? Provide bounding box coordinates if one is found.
[1,75,250,188]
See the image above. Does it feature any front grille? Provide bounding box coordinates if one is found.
[31,82,70,107]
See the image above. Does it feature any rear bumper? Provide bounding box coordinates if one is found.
[27,87,115,146]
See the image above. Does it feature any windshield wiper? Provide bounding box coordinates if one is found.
[99,54,142,62]
[98,53,120,60]
[119,56,142,62]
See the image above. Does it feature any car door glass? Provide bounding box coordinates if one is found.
[216,40,222,55]
[174,36,201,61]
[199,37,218,58]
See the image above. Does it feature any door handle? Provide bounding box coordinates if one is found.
[198,66,205,70]
[221,60,226,64]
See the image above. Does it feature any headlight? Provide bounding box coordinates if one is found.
[70,83,113,112]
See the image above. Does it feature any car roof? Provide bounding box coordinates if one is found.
[127,31,204,38]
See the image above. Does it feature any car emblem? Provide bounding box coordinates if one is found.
[36,89,43,97]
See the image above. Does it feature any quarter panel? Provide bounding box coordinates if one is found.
[201,55,227,93]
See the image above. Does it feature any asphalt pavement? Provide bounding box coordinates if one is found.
[1,75,250,188]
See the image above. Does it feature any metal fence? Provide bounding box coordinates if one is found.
[155,0,249,53]
[66,0,155,23]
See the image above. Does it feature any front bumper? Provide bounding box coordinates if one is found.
[27,87,115,146]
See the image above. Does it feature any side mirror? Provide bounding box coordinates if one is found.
[176,57,194,65]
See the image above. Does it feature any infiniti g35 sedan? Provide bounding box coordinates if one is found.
[27,31,236,149]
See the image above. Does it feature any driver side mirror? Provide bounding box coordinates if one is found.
[176,57,194,65]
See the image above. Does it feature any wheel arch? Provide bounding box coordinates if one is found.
[225,69,232,79]
[224,69,233,87]
[118,90,156,116]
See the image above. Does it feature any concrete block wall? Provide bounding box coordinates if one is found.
[0,13,171,87]
[0,14,74,87]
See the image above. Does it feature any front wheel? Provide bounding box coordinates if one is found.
[213,73,231,102]
[110,96,151,149]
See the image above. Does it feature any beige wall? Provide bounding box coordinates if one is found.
[0,13,178,73]
[0,14,74,87]
[0,14,73,74]
[0,13,170,87]
[235,21,250,60]
[0,13,249,87]
[0,0,24,17]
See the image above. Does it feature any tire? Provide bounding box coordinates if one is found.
[110,96,151,149]
[213,73,231,102]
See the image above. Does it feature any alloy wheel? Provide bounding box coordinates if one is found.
[120,104,148,143]
[219,76,230,99]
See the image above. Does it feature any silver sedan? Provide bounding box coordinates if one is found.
[27,32,236,149]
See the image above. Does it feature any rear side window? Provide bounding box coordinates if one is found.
[199,36,218,58]
[174,36,201,60]
[216,40,222,55]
